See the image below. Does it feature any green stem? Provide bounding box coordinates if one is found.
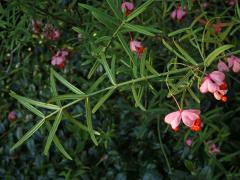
[45,67,190,120]
[157,118,172,174]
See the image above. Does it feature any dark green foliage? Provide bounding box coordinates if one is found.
[1,0,240,179]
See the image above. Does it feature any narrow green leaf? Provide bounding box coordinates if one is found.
[87,61,100,79]
[168,27,190,37]
[126,0,154,22]
[131,84,146,111]
[187,87,200,104]
[13,98,45,118]
[111,55,116,81]
[173,40,198,65]
[236,1,240,19]
[123,23,155,36]
[46,121,72,160]
[205,45,234,67]
[106,0,122,20]
[85,98,98,146]
[92,88,115,113]
[11,118,45,151]
[190,12,206,28]
[10,92,59,110]
[145,61,160,75]
[140,49,147,77]
[87,74,107,93]
[49,94,85,103]
[117,33,135,64]
[63,111,100,135]
[100,53,116,85]
[162,39,185,61]
[79,3,117,29]
[50,70,62,107]
[44,110,63,155]
[52,69,84,95]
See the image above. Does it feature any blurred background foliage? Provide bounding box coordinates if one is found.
[1,0,240,179]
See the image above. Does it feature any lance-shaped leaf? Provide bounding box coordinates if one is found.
[126,0,154,22]
[51,68,85,95]
[49,94,86,103]
[173,40,198,65]
[100,53,116,85]
[10,91,59,110]
[11,117,46,151]
[87,61,100,79]
[46,121,72,160]
[123,23,155,36]
[79,3,117,29]
[50,69,61,106]
[44,109,63,155]
[204,45,234,67]
[106,0,122,20]
[131,84,146,111]
[85,98,98,146]
[10,92,45,118]
[63,111,100,135]
[117,33,135,64]
[92,88,115,113]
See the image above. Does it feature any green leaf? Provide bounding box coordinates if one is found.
[117,33,135,64]
[126,0,154,22]
[162,39,185,61]
[100,53,116,85]
[10,92,45,118]
[92,88,115,113]
[173,40,198,65]
[145,61,160,75]
[106,0,122,20]
[44,110,63,155]
[79,3,117,29]
[51,69,85,95]
[85,98,98,145]
[87,61,100,79]
[140,49,147,77]
[11,118,46,151]
[46,121,72,160]
[123,23,155,36]
[49,94,86,102]
[87,74,107,93]
[204,45,234,67]
[50,71,62,107]
[236,1,240,19]
[131,84,146,111]
[168,27,190,37]
[187,87,200,104]
[63,111,100,135]
[10,92,59,110]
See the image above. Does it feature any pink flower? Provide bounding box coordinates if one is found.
[200,71,228,102]
[226,0,236,6]
[51,49,69,68]
[200,71,226,93]
[31,20,41,34]
[8,111,16,121]
[171,6,187,22]
[208,143,220,154]
[121,2,134,16]
[186,138,192,146]
[164,109,201,131]
[227,56,240,73]
[44,24,60,40]
[130,40,144,58]
[218,61,229,72]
